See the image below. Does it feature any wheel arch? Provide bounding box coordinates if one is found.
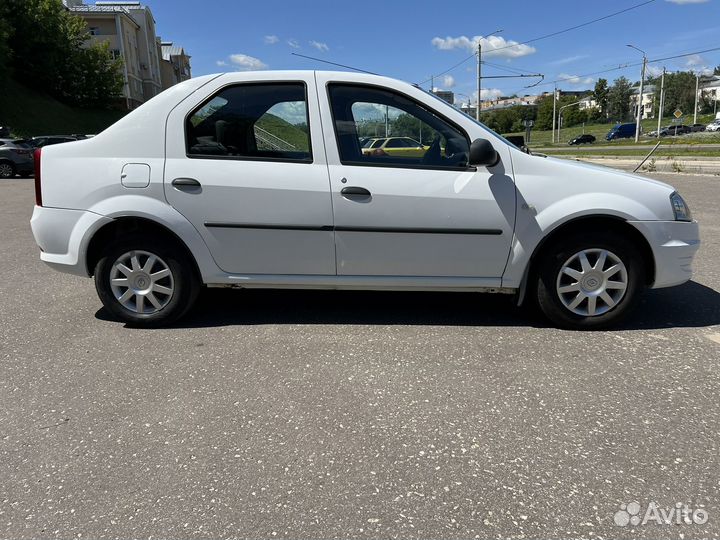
[517,214,656,305]
[86,216,202,280]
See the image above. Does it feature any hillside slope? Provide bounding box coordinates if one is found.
[0,79,127,137]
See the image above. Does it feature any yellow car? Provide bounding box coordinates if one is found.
[361,136,429,158]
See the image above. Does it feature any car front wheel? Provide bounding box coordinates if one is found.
[536,233,645,329]
[94,236,200,327]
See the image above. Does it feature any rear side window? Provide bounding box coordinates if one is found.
[186,82,312,162]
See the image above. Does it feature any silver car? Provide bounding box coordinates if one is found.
[0,141,34,178]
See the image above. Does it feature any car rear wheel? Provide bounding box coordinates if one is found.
[94,236,200,327]
[0,161,15,178]
[536,232,645,329]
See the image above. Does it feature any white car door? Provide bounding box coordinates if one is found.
[164,73,335,275]
[316,75,516,279]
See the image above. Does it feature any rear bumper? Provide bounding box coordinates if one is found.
[30,205,112,277]
[629,220,700,289]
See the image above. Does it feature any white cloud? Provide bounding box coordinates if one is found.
[309,40,329,52]
[228,53,268,70]
[558,73,595,86]
[665,0,709,4]
[472,88,504,101]
[685,54,714,75]
[431,35,536,59]
[550,54,589,66]
[442,75,456,88]
[287,39,300,49]
[646,64,665,77]
[216,60,227,67]
[264,35,279,45]
[686,54,705,66]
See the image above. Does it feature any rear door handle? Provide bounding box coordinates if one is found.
[172,177,201,187]
[341,186,371,197]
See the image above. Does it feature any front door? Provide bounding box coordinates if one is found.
[164,76,335,275]
[318,79,515,278]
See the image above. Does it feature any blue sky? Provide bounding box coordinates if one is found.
[149,0,718,103]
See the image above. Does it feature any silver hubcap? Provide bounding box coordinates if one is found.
[0,163,13,177]
[556,248,628,317]
[109,250,174,314]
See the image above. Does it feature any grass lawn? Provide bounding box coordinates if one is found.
[0,79,127,138]
[508,114,720,148]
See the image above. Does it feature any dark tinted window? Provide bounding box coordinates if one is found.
[186,83,311,162]
[328,84,470,169]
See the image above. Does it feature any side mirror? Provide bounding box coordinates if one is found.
[469,138,500,167]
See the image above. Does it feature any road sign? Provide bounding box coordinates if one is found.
[523,119,534,127]
[674,109,683,119]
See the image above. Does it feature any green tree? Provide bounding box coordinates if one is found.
[607,76,632,122]
[0,0,123,107]
[593,78,609,117]
[534,94,555,131]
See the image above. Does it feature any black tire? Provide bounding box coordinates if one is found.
[536,232,646,330]
[0,160,16,179]
[94,235,200,327]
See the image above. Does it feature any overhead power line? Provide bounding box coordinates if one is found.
[537,45,720,88]
[419,0,657,85]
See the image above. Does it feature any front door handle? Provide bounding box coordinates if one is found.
[341,186,371,197]
[172,177,201,187]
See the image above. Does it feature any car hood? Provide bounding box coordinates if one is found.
[544,155,675,192]
[510,150,678,221]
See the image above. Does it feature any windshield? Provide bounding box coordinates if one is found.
[415,85,521,149]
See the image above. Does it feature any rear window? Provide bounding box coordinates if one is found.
[186,82,312,162]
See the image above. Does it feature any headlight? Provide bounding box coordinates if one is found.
[670,191,692,222]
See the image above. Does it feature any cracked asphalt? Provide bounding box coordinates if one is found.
[1,173,719,539]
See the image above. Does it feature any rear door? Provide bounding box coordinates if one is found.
[164,74,335,275]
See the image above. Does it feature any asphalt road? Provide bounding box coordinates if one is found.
[1,173,719,539]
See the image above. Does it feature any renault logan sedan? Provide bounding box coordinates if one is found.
[30,71,700,329]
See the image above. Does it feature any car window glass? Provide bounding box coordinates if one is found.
[329,84,470,169]
[186,83,311,162]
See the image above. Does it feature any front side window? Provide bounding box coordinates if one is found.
[328,84,470,169]
[186,83,311,162]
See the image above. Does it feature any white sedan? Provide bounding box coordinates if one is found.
[30,71,699,329]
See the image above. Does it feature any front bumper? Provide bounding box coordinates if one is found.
[30,205,112,277]
[629,220,700,289]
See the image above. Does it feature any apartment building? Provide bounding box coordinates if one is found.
[64,0,191,109]
[160,42,192,89]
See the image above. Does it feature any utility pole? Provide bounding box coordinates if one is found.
[476,30,503,122]
[627,44,647,143]
[657,68,665,139]
[476,41,482,121]
[552,84,560,143]
[693,73,700,125]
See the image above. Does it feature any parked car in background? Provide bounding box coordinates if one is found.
[568,134,596,145]
[28,135,78,148]
[606,123,637,140]
[31,70,700,330]
[689,123,706,132]
[0,142,34,178]
[361,136,429,157]
[706,120,720,132]
[660,125,691,137]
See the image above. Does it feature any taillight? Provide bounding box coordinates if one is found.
[33,148,42,206]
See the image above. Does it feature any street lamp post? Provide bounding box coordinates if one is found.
[477,29,503,121]
[627,44,647,143]
[557,100,584,144]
